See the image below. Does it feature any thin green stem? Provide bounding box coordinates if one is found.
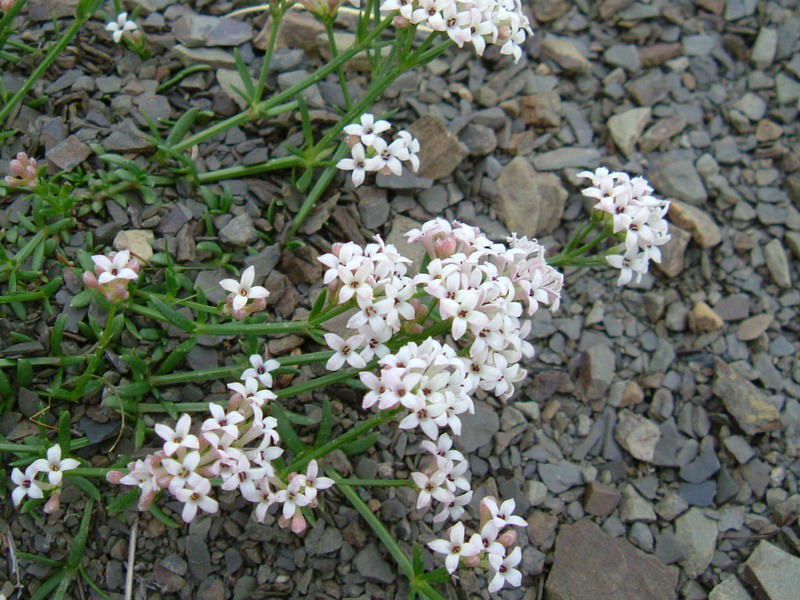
[285,408,400,474]
[196,154,303,184]
[325,21,352,109]
[195,320,309,336]
[0,10,85,127]
[334,478,412,487]
[254,8,283,105]
[71,305,118,398]
[0,0,27,50]
[0,356,85,369]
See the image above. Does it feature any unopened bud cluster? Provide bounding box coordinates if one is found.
[4,152,39,188]
[336,114,420,188]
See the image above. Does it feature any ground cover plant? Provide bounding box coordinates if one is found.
[1,0,799,599]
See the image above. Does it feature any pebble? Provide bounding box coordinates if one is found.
[113,229,154,262]
[219,213,257,246]
[708,577,752,600]
[541,35,591,73]
[620,484,657,523]
[583,481,621,517]
[649,156,707,205]
[679,443,721,484]
[750,28,778,70]
[608,107,651,156]
[173,14,253,47]
[690,301,724,332]
[737,314,772,341]
[495,157,567,237]
[46,135,92,171]
[538,461,584,494]
[668,201,721,248]
[763,239,792,288]
[407,115,464,180]
[354,544,395,584]
[655,225,692,278]
[455,401,499,453]
[675,507,718,577]
[615,410,660,463]
[579,344,615,401]
[713,360,781,435]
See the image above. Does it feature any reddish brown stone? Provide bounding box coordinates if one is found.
[638,43,683,67]
[584,482,622,517]
[527,510,558,549]
[546,519,679,600]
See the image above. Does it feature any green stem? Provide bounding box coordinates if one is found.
[66,467,112,477]
[194,320,309,336]
[171,16,395,154]
[334,478,412,487]
[0,9,86,127]
[274,364,369,400]
[196,153,303,184]
[0,437,90,453]
[71,305,118,398]
[0,0,27,50]
[254,7,283,105]
[0,356,85,369]
[285,408,400,474]
[325,20,352,109]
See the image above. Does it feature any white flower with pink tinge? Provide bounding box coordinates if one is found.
[155,414,199,457]
[241,354,280,388]
[300,460,335,502]
[10,465,46,506]
[481,496,527,529]
[488,546,522,593]
[324,333,366,370]
[344,113,391,147]
[274,477,310,520]
[220,266,269,311]
[427,522,480,573]
[91,250,139,285]
[174,473,219,522]
[30,445,79,486]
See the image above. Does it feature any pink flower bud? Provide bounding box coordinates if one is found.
[290,512,307,535]
[393,15,410,27]
[44,491,61,514]
[1,0,19,12]
[497,529,517,547]
[434,237,457,259]
[5,152,38,188]
[463,554,481,568]
[83,271,100,289]
[106,470,126,484]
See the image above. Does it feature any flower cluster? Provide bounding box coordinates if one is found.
[409,219,562,399]
[579,168,671,286]
[380,0,533,62]
[83,250,140,302]
[10,445,79,512]
[219,265,270,319]
[106,12,139,44]
[428,496,525,592]
[336,114,420,188]
[4,152,39,188]
[108,357,333,533]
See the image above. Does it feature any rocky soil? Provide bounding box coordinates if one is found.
[1,0,799,599]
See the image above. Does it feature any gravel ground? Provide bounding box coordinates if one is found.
[1,0,800,599]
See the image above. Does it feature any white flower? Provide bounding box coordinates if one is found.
[219,266,269,311]
[30,445,79,486]
[324,333,366,370]
[482,496,527,529]
[227,377,276,408]
[488,546,522,593]
[427,522,479,573]
[106,12,138,44]
[10,465,45,506]
[433,490,473,523]
[344,113,391,147]
[202,403,245,439]
[241,355,280,388]
[162,451,201,494]
[380,0,414,19]
[301,460,335,501]
[154,414,199,457]
[249,477,276,522]
[607,249,648,286]
[92,250,138,284]
[174,474,219,522]
[337,143,370,187]
[274,477,310,520]
[411,470,453,509]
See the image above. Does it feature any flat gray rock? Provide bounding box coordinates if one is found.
[743,541,800,600]
[354,543,394,584]
[675,507,717,578]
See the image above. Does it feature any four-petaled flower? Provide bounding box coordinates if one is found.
[427,522,479,573]
[220,265,269,311]
[174,474,219,522]
[10,465,45,506]
[91,250,139,284]
[324,333,367,370]
[488,546,522,593]
[106,12,138,44]
[30,445,79,486]
[155,414,200,456]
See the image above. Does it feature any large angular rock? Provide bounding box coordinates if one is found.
[495,157,567,237]
[541,35,591,72]
[713,360,781,435]
[648,156,707,205]
[743,541,800,600]
[608,108,651,156]
[616,410,660,463]
[668,201,721,248]
[407,115,464,180]
[654,225,691,278]
[173,14,253,47]
[545,519,679,600]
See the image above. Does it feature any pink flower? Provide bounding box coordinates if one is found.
[4,152,38,188]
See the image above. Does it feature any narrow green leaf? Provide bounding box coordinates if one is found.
[16,358,32,387]
[67,499,94,567]
[99,153,140,172]
[107,487,140,514]
[412,542,423,575]
[340,431,380,456]
[15,551,63,567]
[156,336,197,375]
[284,409,317,426]
[271,404,305,455]
[233,48,255,100]
[29,569,67,600]
[150,297,195,332]
[57,411,71,453]
[314,398,332,447]
[134,415,145,449]
[50,314,67,355]
[65,475,100,501]
[309,287,327,318]
[149,502,179,528]
[166,107,199,146]
[423,568,450,583]
[51,568,74,600]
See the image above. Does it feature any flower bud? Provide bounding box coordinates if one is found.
[5,152,39,188]
[393,15,410,27]
[106,470,126,484]
[497,529,517,547]
[434,237,457,259]
[44,491,61,514]
[462,554,481,568]
[1,0,19,12]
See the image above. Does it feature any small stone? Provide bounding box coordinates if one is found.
[216,69,249,110]
[173,45,236,69]
[714,294,750,321]
[219,213,257,246]
[527,480,549,506]
[629,522,654,552]
[545,519,679,600]
[519,91,562,127]
[46,135,92,171]
[173,14,253,47]
[655,530,686,565]
[733,92,768,121]
[455,401,499,453]
[541,35,590,73]
[604,44,642,71]
[583,481,621,517]
[709,577,752,600]
[668,201,721,248]
[713,360,781,435]
[690,301,724,332]
[495,157,567,237]
[775,74,800,104]
[763,239,792,288]
[538,462,584,494]
[655,493,689,521]
[743,540,800,600]
[679,444,721,484]
[407,115,464,180]
[354,543,394,584]
[113,229,154,262]
[675,508,718,578]
[737,314,773,341]
[196,579,225,600]
[723,436,755,464]
[578,344,615,401]
[386,215,425,270]
[750,28,778,70]
[615,410,660,463]
[649,157,707,205]
[620,484,657,523]
[755,119,783,142]
[608,107,651,156]
[640,115,687,153]
[655,225,692,277]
